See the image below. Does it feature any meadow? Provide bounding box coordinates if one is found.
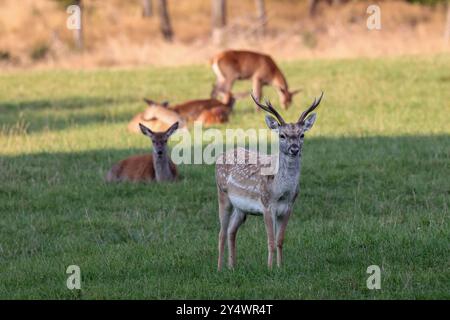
[0,54,449,299]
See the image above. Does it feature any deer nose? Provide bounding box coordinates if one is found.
[289,145,299,156]
[157,150,163,155]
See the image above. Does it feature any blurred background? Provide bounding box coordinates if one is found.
[0,0,449,69]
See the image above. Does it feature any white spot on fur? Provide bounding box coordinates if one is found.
[227,175,255,192]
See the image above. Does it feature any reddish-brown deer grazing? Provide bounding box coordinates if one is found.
[215,92,323,270]
[106,122,179,183]
[128,97,235,133]
[210,50,300,109]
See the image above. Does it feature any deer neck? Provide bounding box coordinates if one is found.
[152,150,173,182]
[273,152,301,190]
[272,70,289,94]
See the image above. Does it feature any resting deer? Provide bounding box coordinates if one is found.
[210,50,300,109]
[128,97,235,133]
[106,122,179,182]
[168,96,235,124]
[128,100,185,133]
[215,92,323,270]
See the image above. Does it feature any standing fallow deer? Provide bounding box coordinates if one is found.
[210,50,300,109]
[106,122,179,183]
[215,92,323,270]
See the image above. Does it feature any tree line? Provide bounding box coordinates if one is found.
[55,0,450,50]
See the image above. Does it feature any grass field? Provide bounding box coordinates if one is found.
[0,54,449,299]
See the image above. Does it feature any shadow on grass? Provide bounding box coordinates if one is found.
[0,96,137,133]
[0,135,448,218]
[0,96,135,113]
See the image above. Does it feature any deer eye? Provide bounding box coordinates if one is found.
[280,134,286,140]
[300,134,305,139]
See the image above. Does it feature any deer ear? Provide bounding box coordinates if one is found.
[161,101,170,108]
[290,89,301,96]
[139,123,154,137]
[302,113,317,132]
[265,115,279,130]
[165,122,179,138]
[143,98,155,106]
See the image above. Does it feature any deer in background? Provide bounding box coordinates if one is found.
[128,100,185,133]
[215,92,323,270]
[128,97,235,133]
[166,96,235,124]
[210,50,300,110]
[106,122,179,183]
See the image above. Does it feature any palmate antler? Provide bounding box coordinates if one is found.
[298,92,324,124]
[251,93,286,125]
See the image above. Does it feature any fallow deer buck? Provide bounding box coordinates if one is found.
[106,122,179,183]
[215,92,323,270]
[210,50,301,109]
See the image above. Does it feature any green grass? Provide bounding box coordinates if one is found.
[0,54,449,299]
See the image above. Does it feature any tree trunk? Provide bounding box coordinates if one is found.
[142,0,153,17]
[255,0,267,36]
[212,0,226,45]
[309,0,319,17]
[74,0,83,50]
[445,1,450,45]
[157,0,173,41]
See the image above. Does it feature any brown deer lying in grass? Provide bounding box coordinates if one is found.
[128,101,185,133]
[215,92,323,270]
[210,50,300,109]
[169,96,235,124]
[128,97,235,133]
[106,122,179,182]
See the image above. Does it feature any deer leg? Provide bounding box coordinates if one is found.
[217,79,234,105]
[218,191,232,271]
[227,208,246,269]
[211,83,218,98]
[276,209,292,268]
[211,80,223,99]
[264,209,276,269]
[252,78,263,111]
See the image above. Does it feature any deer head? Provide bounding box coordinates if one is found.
[143,98,170,108]
[280,88,301,109]
[139,122,179,158]
[252,92,323,157]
